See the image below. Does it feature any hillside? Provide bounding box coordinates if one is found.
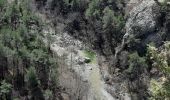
[0,0,170,100]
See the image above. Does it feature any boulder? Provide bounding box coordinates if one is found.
[61,93,70,100]
[78,57,91,64]
[124,0,160,39]
[115,0,161,57]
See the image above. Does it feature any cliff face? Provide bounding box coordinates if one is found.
[115,0,170,99]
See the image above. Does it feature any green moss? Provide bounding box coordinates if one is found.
[84,49,96,63]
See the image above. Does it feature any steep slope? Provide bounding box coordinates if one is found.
[40,15,117,99]
[0,0,59,100]
[1,0,170,100]
[32,0,165,99]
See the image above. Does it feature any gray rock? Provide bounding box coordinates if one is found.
[78,57,91,64]
[115,0,160,57]
[84,57,91,63]
[115,0,161,57]
[125,0,159,39]
[61,93,70,100]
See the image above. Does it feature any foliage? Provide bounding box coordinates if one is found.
[0,80,12,99]
[159,0,170,5]
[0,80,12,95]
[102,7,115,29]
[148,42,170,74]
[112,14,125,31]
[127,52,147,74]
[0,0,58,99]
[0,0,6,9]
[84,0,125,47]
[85,0,101,19]
[48,57,58,89]
[149,79,164,100]
[44,89,53,100]
[148,42,170,99]
[68,0,81,10]
[102,6,125,31]
[50,0,68,14]
[26,67,38,88]
[149,79,170,100]
[13,98,20,100]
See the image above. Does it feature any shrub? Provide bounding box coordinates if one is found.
[26,67,38,89]
[149,79,164,100]
[85,0,101,19]
[0,80,12,100]
[0,0,6,9]
[149,79,170,100]
[102,7,114,29]
[126,52,147,75]
[44,89,53,100]
[148,42,170,99]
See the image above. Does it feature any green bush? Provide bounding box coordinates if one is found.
[148,42,170,99]
[27,67,38,88]
[127,52,147,74]
[148,43,170,74]
[0,0,6,9]
[149,79,164,100]
[102,7,114,29]
[44,89,53,100]
[149,79,170,100]
[0,80,12,99]
[85,0,101,19]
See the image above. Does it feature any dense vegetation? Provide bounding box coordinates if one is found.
[148,42,170,99]
[1,0,127,99]
[43,0,126,56]
[0,0,58,100]
[1,0,170,100]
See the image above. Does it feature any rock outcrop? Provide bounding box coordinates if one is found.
[125,0,158,37]
[116,0,161,57]
[114,0,163,99]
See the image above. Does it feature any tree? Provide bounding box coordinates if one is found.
[102,7,114,29]
[0,0,58,99]
[0,80,12,100]
[126,52,148,99]
[27,67,45,100]
[102,6,125,42]
[102,7,115,49]
[127,52,147,80]
[85,0,101,19]
[27,67,38,89]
